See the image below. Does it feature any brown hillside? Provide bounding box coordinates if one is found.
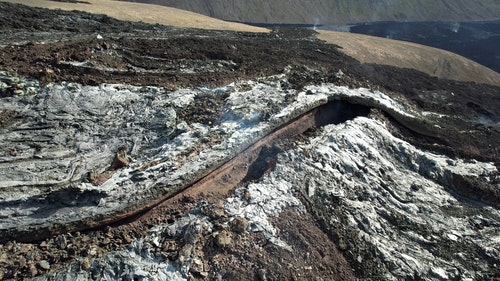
[121,0,500,25]
[317,30,500,86]
[0,0,267,32]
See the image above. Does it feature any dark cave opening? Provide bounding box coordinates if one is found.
[314,100,372,126]
[243,100,372,182]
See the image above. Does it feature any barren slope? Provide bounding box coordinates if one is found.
[317,30,500,86]
[122,0,500,25]
[0,0,267,32]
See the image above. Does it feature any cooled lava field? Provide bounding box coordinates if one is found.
[0,2,499,280]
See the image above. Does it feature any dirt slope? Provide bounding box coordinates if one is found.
[0,0,267,32]
[317,30,500,86]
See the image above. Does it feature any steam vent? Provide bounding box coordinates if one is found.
[0,2,499,280]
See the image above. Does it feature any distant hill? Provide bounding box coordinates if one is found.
[0,0,267,32]
[344,20,500,73]
[316,30,500,86]
[121,0,500,25]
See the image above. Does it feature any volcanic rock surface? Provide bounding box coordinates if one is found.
[0,2,499,281]
[5,0,500,86]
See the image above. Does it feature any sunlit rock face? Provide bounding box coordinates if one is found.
[280,115,498,280]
